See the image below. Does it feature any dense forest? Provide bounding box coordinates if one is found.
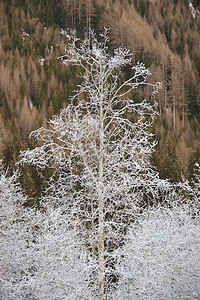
[0,0,200,190]
[64,0,200,183]
[0,1,200,299]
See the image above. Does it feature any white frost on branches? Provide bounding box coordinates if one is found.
[0,168,93,300]
[180,163,200,206]
[0,168,36,299]
[0,161,200,299]
[19,29,163,298]
[114,201,200,299]
[15,29,200,300]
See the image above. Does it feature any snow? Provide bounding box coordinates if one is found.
[188,1,200,18]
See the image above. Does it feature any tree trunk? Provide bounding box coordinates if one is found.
[98,95,104,300]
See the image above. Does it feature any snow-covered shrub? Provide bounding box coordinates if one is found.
[0,167,38,299]
[0,168,94,299]
[114,201,200,299]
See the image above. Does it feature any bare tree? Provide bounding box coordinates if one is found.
[114,198,200,299]
[1,162,199,299]
[180,162,200,204]
[19,29,161,299]
[26,197,95,300]
[0,165,36,299]
[113,165,200,299]
[0,165,91,300]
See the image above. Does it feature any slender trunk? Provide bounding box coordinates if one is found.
[163,64,167,110]
[86,0,91,43]
[98,179,104,300]
[173,100,176,132]
[172,72,176,133]
[182,72,185,127]
[183,90,185,126]
[98,96,104,300]
[90,188,95,259]
[128,269,131,300]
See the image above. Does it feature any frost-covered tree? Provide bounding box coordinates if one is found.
[181,163,200,204]
[0,166,37,299]
[23,203,95,300]
[114,201,200,299]
[19,29,162,299]
[0,165,92,300]
[1,166,199,299]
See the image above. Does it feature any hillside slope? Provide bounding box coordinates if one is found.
[0,0,200,183]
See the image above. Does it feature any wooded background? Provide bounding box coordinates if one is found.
[0,0,200,197]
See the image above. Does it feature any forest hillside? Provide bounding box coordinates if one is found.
[0,0,200,187]
[1,2,200,299]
